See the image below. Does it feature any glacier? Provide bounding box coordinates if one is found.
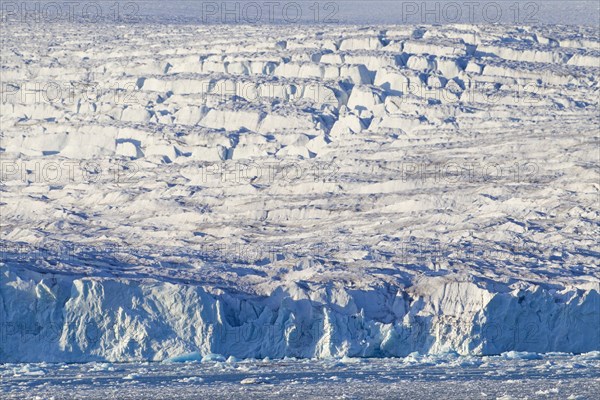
[1,263,599,363]
[1,19,599,365]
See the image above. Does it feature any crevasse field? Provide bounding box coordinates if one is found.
[1,1,599,399]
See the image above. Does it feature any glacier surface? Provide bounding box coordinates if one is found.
[1,21,599,363]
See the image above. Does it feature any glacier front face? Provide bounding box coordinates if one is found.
[1,21,599,362]
[1,265,599,362]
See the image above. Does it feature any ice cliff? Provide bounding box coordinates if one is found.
[1,264,598,362]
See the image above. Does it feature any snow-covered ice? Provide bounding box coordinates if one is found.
[1,21,598,364]
[0,12,599,400]
[2,353,600,399]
